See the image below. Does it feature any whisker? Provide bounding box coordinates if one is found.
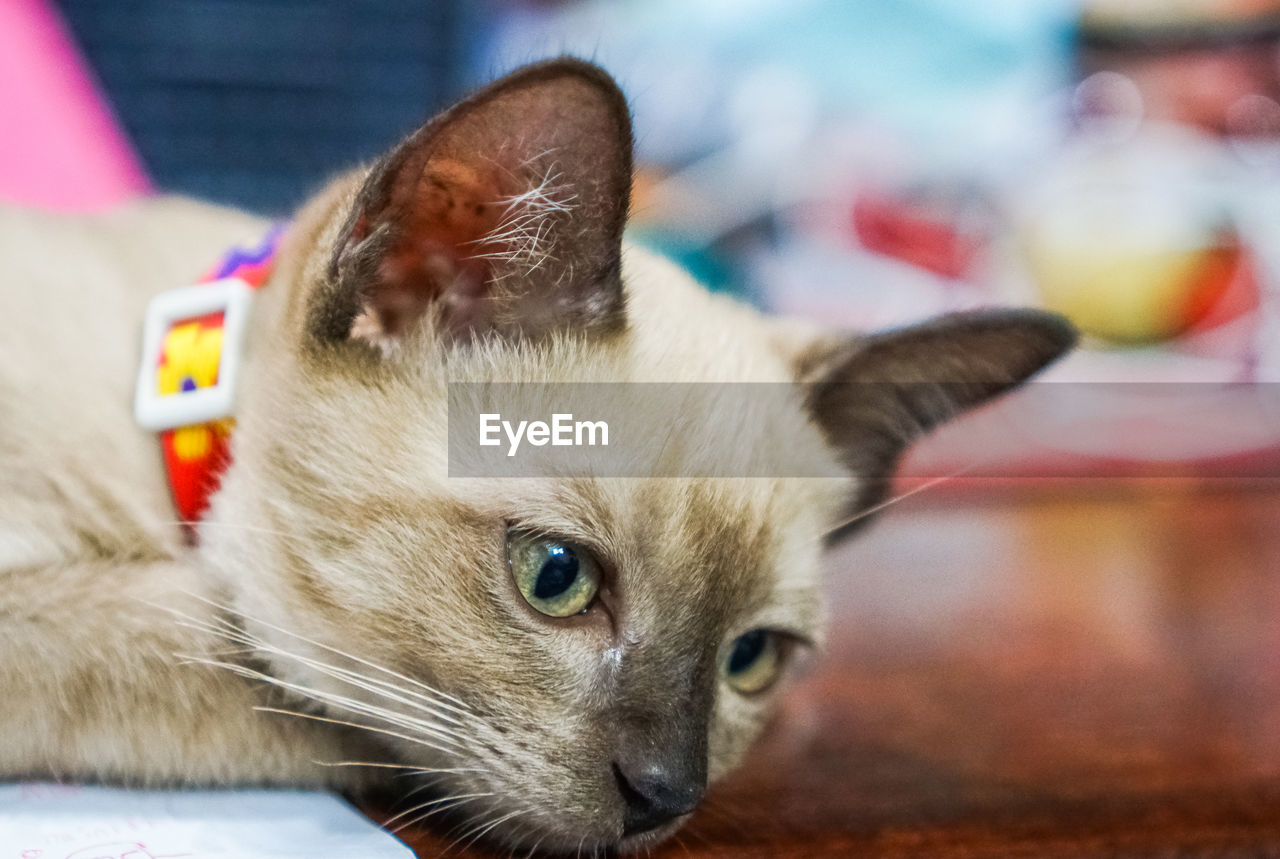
[252,706,462,760]
[383,791,495,828]
[823,464,976,536]
[391,794,495,835]
[180,651,466,752]
[394,773,453,793]
[171,624,476,747]
[236,636,473,735]
[450,809,526,855]
[312,759,477,775]
[257,682,465,751]
[167,606,483,748]
[175,593,475,715]
[388,771,449,805]
[523,833,547,859]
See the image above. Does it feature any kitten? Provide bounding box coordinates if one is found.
[0,59,1074,853]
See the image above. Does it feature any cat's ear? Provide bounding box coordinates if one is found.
[310,58,632,347]
[800,309,1076,538]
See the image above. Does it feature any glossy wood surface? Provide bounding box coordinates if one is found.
[380,480,1280,857]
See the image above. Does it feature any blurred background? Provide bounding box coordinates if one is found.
[3,0,1279,479]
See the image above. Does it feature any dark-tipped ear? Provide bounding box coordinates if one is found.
[310,58,633,347]
[804,309,1076,539]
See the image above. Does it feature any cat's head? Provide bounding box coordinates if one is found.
[204,59,1074,852]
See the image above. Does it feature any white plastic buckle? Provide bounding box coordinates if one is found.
[134,277,254,432]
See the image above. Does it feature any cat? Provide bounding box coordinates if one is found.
[0,58,1074,853]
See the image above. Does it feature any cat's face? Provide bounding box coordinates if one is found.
[203,59,1074,853]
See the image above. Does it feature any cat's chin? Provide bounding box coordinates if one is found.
[462,809,689,856]
[493,819,687,857]
[452,793,691,856]
[614,817,690,854]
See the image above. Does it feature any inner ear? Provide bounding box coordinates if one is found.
[316,58,633,347]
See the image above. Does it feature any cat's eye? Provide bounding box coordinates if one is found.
[508,531,602,618]
[724,629,783,694]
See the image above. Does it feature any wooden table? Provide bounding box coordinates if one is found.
[383,480,1280,857]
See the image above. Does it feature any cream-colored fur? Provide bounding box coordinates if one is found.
[0,59,1071,855]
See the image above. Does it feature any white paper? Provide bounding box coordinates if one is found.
[0,783,413,859]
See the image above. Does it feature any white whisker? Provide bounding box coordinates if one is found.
[256,681,466,751]
[252,706,461,760]
[391,794,495,835]
[173,593,475,715]
[311,759,475,775]
[180,653,466,753]
[824,464,976,536]
[449,808,526,854]
[167,611,471,737]
[241,637,473,735]
[383,791,495,828]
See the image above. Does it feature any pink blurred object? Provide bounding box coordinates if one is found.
[0,0,150,209]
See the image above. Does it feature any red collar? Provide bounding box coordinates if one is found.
[134,225,285,535]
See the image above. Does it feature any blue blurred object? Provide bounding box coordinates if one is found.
[482,0,1078,169]
[56,0,479,215]
[481,0,1079,303]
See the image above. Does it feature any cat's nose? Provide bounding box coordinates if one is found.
[613,758,705,836]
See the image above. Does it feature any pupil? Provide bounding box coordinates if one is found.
[728,630,766,674]
[533,547,579,600]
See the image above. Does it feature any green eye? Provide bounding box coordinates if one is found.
[724,629,782,694]
[508,532,602,618]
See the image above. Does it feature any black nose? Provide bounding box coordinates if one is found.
[613,759,704,836]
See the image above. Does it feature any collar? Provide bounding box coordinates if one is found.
[134,224,286,532]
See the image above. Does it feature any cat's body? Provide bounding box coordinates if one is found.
[0,198,371,785]
[0,60,1074,853]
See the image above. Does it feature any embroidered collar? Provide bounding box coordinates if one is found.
[134,224,286,532]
